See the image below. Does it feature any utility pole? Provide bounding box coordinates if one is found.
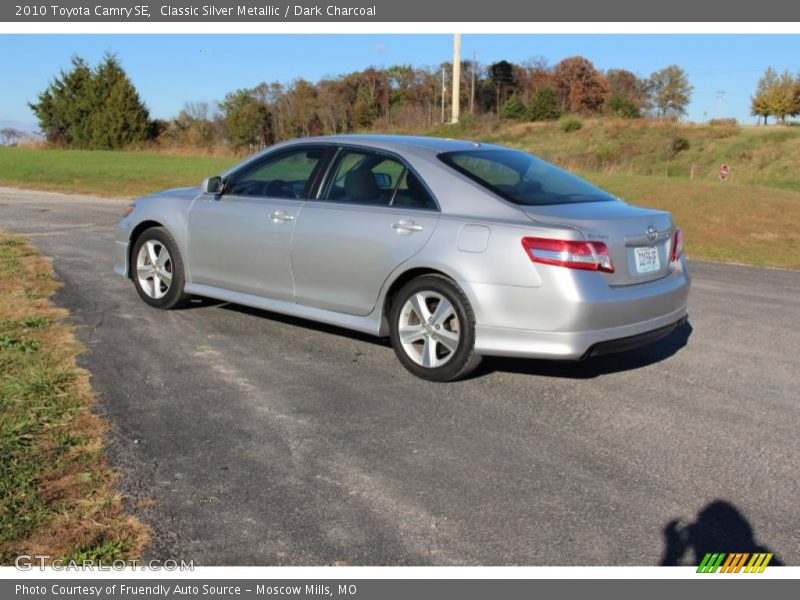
[451,33,461,124]
[716,90,724,119]
[441,66,446,124]
[470,49,476,114]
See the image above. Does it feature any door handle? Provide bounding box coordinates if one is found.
[392,219,423,235]
[270,210,295,224]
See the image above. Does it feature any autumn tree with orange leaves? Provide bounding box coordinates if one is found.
[552,56,611,114]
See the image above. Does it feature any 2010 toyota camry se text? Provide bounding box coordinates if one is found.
[114,135,690,381]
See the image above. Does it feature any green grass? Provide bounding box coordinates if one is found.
[0,146,236,198]
[0,234,147,564]
[579,173,800,269]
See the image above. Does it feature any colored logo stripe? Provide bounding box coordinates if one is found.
[697,552,773,573]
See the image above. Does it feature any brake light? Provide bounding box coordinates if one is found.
[521,237,614,273]
[670,227,684,262]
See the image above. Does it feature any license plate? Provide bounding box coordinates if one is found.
[634,246,660,274]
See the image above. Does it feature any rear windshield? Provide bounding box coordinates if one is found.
[439,149,616,206]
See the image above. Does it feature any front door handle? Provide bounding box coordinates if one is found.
[270,210,295,224]
[392,219,423,235]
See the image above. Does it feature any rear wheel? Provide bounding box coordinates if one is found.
[131,227,190,309]
[389,275,482,382]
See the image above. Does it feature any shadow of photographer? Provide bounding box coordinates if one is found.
[660,500,784,566]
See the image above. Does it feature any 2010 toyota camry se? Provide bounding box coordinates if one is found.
[114,135,690,381]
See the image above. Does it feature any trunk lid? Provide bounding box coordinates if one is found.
[522,200,674,286]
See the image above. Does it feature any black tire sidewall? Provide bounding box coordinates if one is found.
[389,275,477,382]
[131,227,187,309]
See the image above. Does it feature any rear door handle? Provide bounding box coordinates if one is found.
[392,219,423,235]
[270,210,295,224]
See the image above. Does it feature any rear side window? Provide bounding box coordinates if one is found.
[321,149,437,210]
[439,149,615,206]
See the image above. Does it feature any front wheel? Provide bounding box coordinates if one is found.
[389,275,482,382]
[131,226,190,309]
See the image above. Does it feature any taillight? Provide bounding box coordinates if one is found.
[670,227,684,262]
[521,237,614,273]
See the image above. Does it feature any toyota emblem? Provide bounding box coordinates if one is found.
[646,226,658,241]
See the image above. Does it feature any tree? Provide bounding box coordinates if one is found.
[606,69,650,111]
[751,67,778,124]
[29,53,151,149]
[649,65,693,117]
[552,56,610,114]
[0,128,22,146]
[488,60,517,113]
[499,94,526,120]
[764,70,800,124]
[605,94,641,119]
[220,89,273,150]
[527,86,560,121]
[29,56,92,146]
[82,54,151,149]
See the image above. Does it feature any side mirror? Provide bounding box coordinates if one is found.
[202,176,223,195]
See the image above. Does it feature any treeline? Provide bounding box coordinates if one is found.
[162,57,696,151]
[751,67,800,124]
[30,53,794,153]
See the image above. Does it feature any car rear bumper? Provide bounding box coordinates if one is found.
[467,259,691,360]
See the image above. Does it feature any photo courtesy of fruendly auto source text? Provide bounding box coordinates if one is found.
[0,1,798,598]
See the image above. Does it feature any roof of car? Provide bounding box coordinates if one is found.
[284,134,505,155]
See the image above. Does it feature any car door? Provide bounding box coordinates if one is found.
[291,147,440,316]
[187,145,328,300]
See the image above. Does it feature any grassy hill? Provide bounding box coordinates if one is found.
[432,117,800,192]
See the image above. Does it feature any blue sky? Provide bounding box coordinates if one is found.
[1,34,799,129]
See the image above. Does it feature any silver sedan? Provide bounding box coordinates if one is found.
[115,135,690,381]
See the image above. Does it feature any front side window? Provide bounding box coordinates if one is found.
[439,149,616,206]
[225,146,325,199]
[321,149,437,210]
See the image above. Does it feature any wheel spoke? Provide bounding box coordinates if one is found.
[432,298,454,327]
[159,270,172,287]
[145,240,159,265]
[151,273,162,298]
[436,329,459,352]
[156,249,170,268]
[421,337,438,368]
[399,324,426,344]
[408,293,431,322]
[137,264,155,279]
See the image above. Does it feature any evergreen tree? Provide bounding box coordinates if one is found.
[605,94,641,119]
[29,56,92,146]
[499,94,526,120]
[527,86,560,121]
[29,53,151,149]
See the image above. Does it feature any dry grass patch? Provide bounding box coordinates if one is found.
[0,234,148,564]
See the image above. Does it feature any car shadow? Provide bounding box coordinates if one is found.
[475,320,693,380]
[184,296,691,379]
[660,499,784,566]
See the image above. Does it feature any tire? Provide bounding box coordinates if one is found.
[389,274,482,382]
[130,226,190,310]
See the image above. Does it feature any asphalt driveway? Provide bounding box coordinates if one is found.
[1,186,797,565]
